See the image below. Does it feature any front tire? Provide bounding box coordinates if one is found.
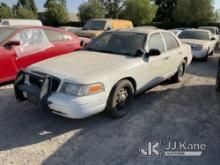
[171,60,186,83]
[106,80,134,118]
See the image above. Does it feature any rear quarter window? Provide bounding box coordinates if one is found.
[44,30,68,42]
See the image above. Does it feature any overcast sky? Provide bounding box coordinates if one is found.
[0,0,220,13]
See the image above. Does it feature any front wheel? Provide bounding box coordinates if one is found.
[171,60,186,83]
[106,80,134,118]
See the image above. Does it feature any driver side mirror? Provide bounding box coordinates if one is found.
[5,40,20,47]
[105,27,111,31]
[148,49,161,56]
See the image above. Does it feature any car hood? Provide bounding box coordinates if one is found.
[180,39,209,46]
[75,30,103,38]
[29,51,133,83]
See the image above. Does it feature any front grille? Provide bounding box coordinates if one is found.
[27,71,61,92]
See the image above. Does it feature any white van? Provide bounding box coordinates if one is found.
[0,19,42,26]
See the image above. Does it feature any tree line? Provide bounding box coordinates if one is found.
[0,0,219,27]
[79,0,220,26]
[0,0,69,25]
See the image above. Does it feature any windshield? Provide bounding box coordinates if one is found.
[179,31,209,40]
[83,20,106,30]
[85,32,146,56]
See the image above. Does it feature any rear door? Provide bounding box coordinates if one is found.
[161,32,182,77]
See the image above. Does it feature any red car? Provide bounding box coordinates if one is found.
[0,25,81,83]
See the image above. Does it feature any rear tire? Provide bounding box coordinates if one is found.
[106,80,134,118]
[171,60,186,83]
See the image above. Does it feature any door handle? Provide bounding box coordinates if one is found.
[164,56,170,60]
[179,51,182,55]
[67,44,73,46]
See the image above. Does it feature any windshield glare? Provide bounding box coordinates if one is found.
[83,20,106,30]
[85,32,146,56]
[0,28,16,44]
[179,31,209,40]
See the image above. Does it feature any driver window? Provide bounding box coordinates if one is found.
[90,33,111,50]
[148,33,165,53]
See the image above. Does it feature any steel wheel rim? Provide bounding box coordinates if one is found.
[115,87,130,111]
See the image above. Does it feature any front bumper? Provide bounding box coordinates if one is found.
[47,93,107,119]
[14,71,108,119]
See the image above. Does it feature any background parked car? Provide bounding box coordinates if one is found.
[217,58,220,92]
[179,29,216,61]
[198,26,220,44]
[14,28,192,119]
[75,19,133,38]
[0,19,42,26]
[0,25,81,84]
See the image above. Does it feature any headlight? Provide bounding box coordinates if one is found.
[60,82,105,96]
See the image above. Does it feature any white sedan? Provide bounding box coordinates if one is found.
[179,29,216,61]
[14,28,192,119]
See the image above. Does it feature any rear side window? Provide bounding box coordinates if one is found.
[148,33,165,53]
[162,32,179,50]
[44,30,68,42]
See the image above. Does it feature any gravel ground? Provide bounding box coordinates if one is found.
[0,52,219,165]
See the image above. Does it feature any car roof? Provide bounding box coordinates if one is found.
[109,27,166,35]
[0,25,66,32]
[184,29,210,33]
[89,18,132,22]
[199,26,218,29]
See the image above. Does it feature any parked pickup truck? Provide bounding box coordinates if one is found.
[14,28,192,119]
[75,19,133,38]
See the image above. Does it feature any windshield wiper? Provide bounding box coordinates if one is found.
[97,50,115,54]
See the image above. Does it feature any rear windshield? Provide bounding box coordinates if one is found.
[0,28,16,44]
[83,20,106,30]
[179,31,209,40]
